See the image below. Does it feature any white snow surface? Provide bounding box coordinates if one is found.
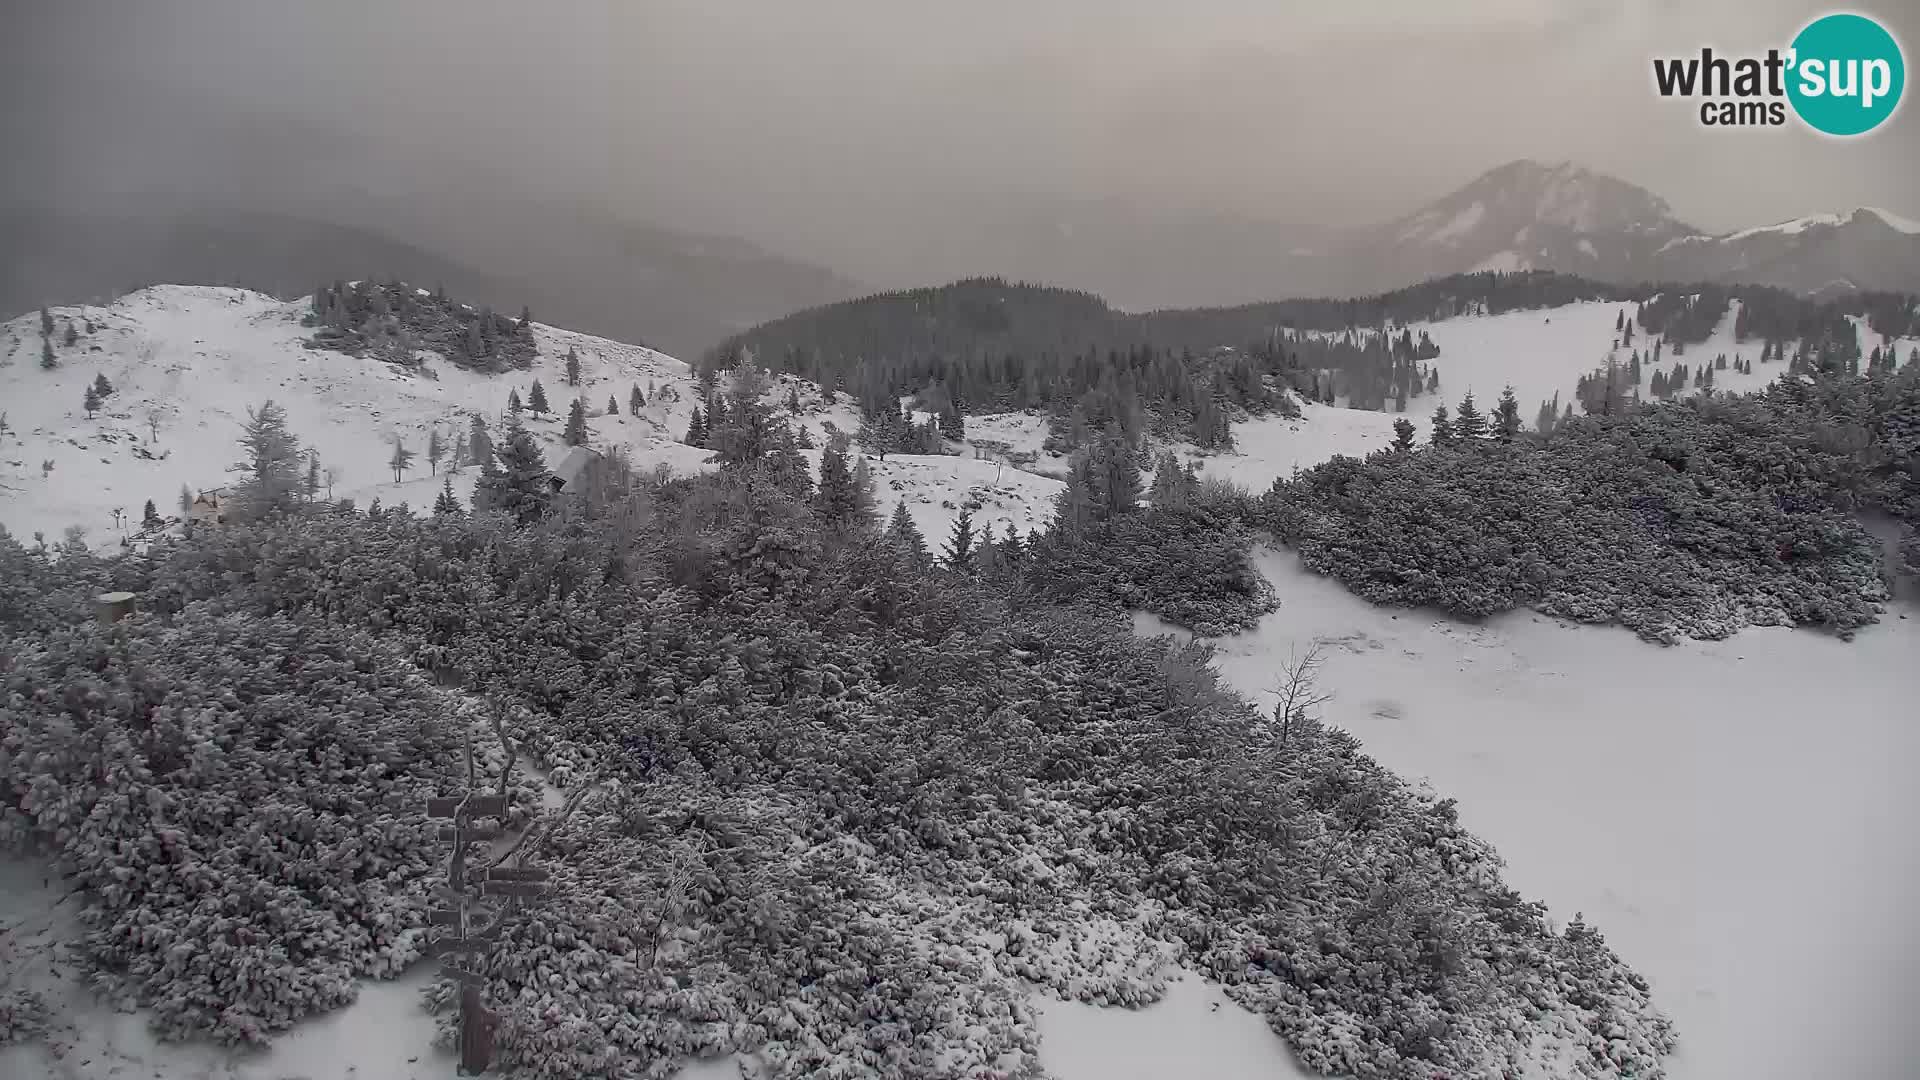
[1136,551,1920,1080]
[1720,212,1845,242]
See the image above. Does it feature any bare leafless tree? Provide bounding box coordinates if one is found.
[1269,640,1334,751]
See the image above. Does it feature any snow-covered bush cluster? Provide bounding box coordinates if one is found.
[301,278,538,373]
[0,583,467,1045]
[1264,369,1920,642]
[0,989,50,1046]
[0,462,1680,1079]
[1025,501,1275,635]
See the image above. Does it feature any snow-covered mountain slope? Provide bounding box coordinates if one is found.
[0,286,1063,550]
[1357,160,1920,297]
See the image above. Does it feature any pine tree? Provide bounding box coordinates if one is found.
[786,387,802,413]
[528,380,550,413]
[63,322,77,348]
[91,375,113,402]
[82,385,102,418]
[41,337,56,370]
[943,507,976,571]
[508,388,524,415]
[1454,393,1488,440]
[388,439,416,482]
[433,476,462,517]
[517,305,532,331]
[1429,404,1454,447]
[564,347,581,387]
[1391,417,1417,454]
[305,454,322,500]
[630,385,645,413]
[607,394,619,416]
[564,398,589,446]
[179,483,194,519]
[142,499,161,530]
[686,406,706,446]
[427,429,445,474]
[40,307,55,337]
[884,501,930,566]
[1492,386,1522,443]
[232,400,304,520]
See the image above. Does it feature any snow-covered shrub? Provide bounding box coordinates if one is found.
[0,600,465,1045]
[1025,502,1275,634]
[4,473,1682,1078]
[1264,373,1920,642]
[0,988,51,1046]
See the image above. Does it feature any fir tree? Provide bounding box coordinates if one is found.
[63,322,77,348]
[388,439,416,483]
[41,337,56,370]
[564,399,589,446]
[608,394,619,416]
[142,499,161,529]
[813,440,858,529]
[427,429,445,474]
[1492,386,1523,443]
[231,401,305,520]
[1454,393,1489,440]
[851,456,879,529]
[39,306,53,337]
[433,476,462,517]
[1149,450,1191,508]
[469,414,493,469]
[305,454,322,500]
[473,418,551,525]
[565,347,581,387]
[943,507,976,571]
[528,380,551,413]
[91,372,112,398]
[1429,404,1454,447]
[686,406,707,447]
[1391,417,1417,454]
[82,384,102,418]
[630,385,645,413]
[884,500,930,567]
[508,388,524,415]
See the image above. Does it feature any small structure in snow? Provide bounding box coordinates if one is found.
[95,591,137,623]
[187,488,230,526]
[549,446,602,493]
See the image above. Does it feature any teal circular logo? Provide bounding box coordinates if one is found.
[1787,13,1905,136]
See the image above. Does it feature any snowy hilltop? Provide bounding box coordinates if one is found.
[0,284,1064,554]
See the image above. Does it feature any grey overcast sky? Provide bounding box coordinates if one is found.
[5,0,1917,271]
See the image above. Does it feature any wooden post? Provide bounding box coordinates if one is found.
[426,790,550,1076]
